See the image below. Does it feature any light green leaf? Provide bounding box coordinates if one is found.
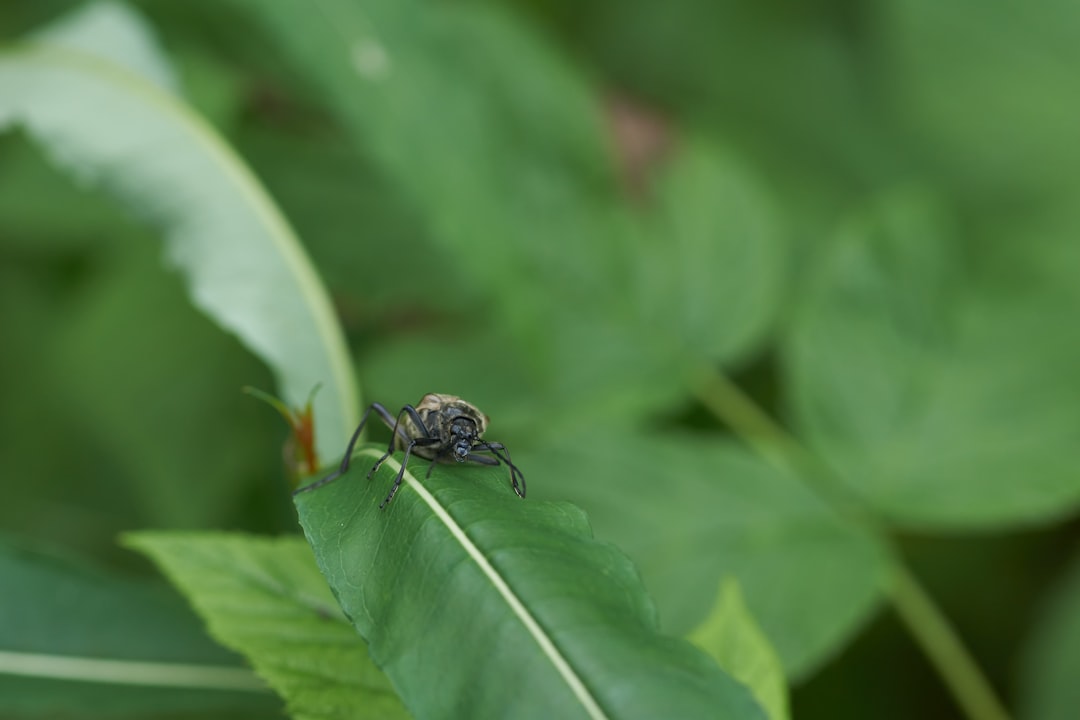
[785,189,1080,528]
[1018,545,1080,720]
[295,448,766,720]
[124,532,408,720]
[0,4,357,456]
[690,579,789,720]
[525,433,889,680]
[0,538,275,719]
[640,136,785,365]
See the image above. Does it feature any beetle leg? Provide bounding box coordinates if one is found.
[464,452,499,466]
[475,442,526,499]
[369,404,433,478]
[379,436,439,509]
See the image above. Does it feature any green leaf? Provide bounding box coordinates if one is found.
[690,579,789,720]
[0,538,275,719]
[785,189,1080,528]
[295,447,766,720]
[0,2,357,456]
[1018,545,1080,720]
[124,532,408,720]
[229,0,620,311]
[235,0,788,434]
[232,0,674,428]
[525,433,889,680]
[542,0,887,189]
[875,0,1080,195]
[641,136,785,365]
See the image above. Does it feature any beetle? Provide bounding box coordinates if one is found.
[293,393,525,508]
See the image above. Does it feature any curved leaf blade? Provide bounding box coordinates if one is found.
[0,35,357,454]
[295,448,765,720]
[124,533,408,720]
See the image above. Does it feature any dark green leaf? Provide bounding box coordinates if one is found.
[295,447,766,720]
[125,532,408,720]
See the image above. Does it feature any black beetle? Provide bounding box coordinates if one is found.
[294,393,525,508]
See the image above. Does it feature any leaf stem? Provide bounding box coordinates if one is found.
[889,566,1012,720]
[692,365,1013,720]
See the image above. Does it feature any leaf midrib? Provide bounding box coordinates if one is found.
[0,650,268,692]
[360,448,610,720]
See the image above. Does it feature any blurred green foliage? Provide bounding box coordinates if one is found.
[2,0,1080,718]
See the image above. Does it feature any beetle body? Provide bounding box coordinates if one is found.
[399,393,490,463]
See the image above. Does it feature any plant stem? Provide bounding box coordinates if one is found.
[890,566,1012,720]
[693,366,1014,720]
[692,368,871,523]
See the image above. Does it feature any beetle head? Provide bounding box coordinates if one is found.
[449,416,478,462]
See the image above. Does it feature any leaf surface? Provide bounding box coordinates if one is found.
[295,448,765,720]
[125,533,408,720]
